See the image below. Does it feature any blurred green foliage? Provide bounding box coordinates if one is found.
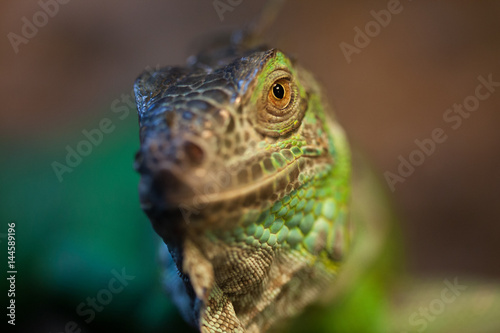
[0,111,193,332]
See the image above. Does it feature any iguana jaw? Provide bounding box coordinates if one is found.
[138,142,329,212]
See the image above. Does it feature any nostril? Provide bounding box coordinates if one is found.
[183,141,205,166]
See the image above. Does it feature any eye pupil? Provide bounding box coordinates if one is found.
[273,84,285,99]
[268,79,292,109]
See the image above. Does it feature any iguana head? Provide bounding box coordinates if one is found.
[134,46,351,331]
[135,48,348,233]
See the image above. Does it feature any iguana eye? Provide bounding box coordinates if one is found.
[254,66,306,137]
[268,79,291,109]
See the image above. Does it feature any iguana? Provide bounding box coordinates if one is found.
[133,2,500,332]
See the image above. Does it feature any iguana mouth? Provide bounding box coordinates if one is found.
[170,156,305,206]
[138,145,328,214]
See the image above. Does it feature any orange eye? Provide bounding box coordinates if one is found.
[268,78,291,109]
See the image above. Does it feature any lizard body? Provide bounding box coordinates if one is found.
[134,44,353,332]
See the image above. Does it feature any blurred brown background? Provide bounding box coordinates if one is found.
[1,0,499,282]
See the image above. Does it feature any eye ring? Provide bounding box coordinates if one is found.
[268,78,291,109]
[254,68,306,137]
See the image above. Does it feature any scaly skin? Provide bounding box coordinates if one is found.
[133,41,500,333]
[134,46,352,332]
